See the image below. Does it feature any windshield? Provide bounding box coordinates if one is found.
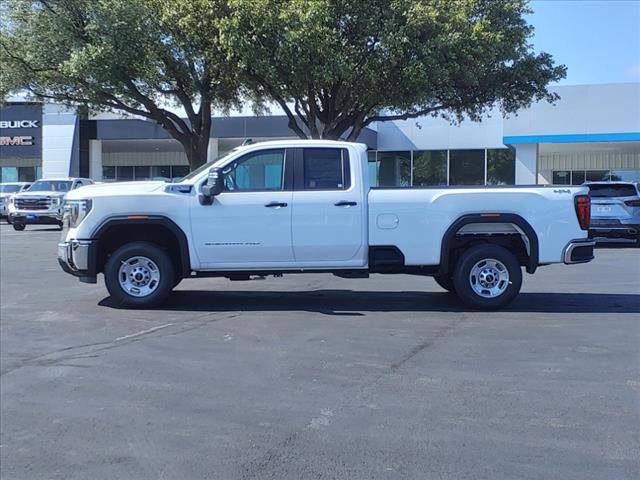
[588,183,638,198]
[178,150,239,182]
[0,185,22,193]
[29,180,73,192]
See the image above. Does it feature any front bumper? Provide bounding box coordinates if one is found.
[563,239,596,264]
[57,240,98,283]
[10,209,64,224]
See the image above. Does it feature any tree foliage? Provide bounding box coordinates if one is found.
[1,0,567,162]
[222,0,566,140]
[1,0,240,167]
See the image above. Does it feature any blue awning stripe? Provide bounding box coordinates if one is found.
[503,132,640,144]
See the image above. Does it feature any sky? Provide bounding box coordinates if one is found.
[527,0,640,85]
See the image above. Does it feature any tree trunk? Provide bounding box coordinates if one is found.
[182,133,210,170]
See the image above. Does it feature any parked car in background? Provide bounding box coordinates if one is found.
[0,182,32,222]
[8,178,93,231]
[585,182,640,246]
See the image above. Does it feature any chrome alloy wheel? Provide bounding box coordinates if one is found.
[118,256,161,297]
[469,258,510,298]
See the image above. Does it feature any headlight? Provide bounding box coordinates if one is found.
[64,199,93,228]
[51,197,61,206]
[8,196,14,205]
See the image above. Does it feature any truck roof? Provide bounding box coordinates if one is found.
[233,139,367,152]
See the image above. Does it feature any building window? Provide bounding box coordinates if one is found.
[151,166,171,180]
[449,150,484,186]
[0,166,40,182]
[0,167,18,182]
[118,166,134,181]
[377,151,411,187]
[552,170,571,185]
[586,170,610,182]
[102,165,190,182]
[102,166,116,181]
[611,170,640,182]
[367,151,378,187]
[171,166,190,180]
[412,150,447,186]
[486,148,515,185]
[134,166,151,181]
[570,170,586,185]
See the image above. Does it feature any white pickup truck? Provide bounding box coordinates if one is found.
[58,140,594,309]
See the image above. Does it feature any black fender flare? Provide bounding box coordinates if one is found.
[439,213,539,275]
[91,215,191,277]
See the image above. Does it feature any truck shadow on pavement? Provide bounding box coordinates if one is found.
[100,290,640,315]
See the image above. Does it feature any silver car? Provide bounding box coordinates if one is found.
[0,182,32,222]
[585,181,640,245]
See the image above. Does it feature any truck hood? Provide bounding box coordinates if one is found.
[13,190,66,200]
[65,181,167,200]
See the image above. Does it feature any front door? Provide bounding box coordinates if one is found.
[190,148,295,268]
[291,147,366,266]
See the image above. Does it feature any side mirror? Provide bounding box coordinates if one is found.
[200,167,224,205]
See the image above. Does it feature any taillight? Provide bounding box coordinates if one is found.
[624,199,640,207]
[575,195,590,230]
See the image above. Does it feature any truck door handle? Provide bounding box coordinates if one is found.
[264,201,288,208]
[334,201,357,207]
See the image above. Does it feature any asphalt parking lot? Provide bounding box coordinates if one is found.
[1,223,639,480]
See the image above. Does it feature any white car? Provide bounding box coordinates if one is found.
[0,182,32,221]
[58,140,594,310]
[8,178,93,231]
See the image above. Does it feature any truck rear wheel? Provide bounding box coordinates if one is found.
[453,244,522,310]
[104,241,175,308]
[12,223,25,231]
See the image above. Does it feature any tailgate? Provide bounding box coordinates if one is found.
[590,198,632,220]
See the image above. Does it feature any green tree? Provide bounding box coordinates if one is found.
[0,0,239,168]
[223,0,566,140]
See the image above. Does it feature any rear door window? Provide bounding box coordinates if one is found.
[302,148,350,190]
[588,184,638,198]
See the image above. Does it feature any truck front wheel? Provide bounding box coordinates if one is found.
[104,242,175,308]
[453,244,522,310]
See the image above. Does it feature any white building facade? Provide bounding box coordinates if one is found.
[1,83,639,186]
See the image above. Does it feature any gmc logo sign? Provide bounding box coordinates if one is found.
[0,120,39,129]
[0,136,34,146]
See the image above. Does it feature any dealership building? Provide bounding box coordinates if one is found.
[1,83,639,186]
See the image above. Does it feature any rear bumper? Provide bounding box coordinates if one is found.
[589,223,639,238]
[57,240,98,283]
[563,239,596,264]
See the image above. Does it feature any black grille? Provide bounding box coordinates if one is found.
[15,197,51,210]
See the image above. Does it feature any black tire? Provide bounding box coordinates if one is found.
[453,244,522,310]
[433,274,456,293]
[12,223,25,231]
[104,241,175,308]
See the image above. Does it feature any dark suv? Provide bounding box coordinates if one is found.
[585,182,640,245]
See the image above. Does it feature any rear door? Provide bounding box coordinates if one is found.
[291,147,366,266]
